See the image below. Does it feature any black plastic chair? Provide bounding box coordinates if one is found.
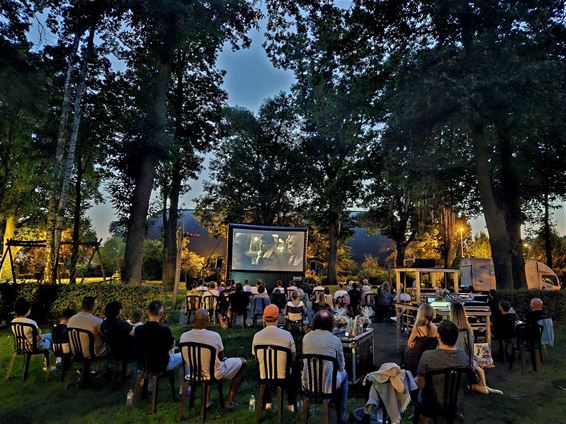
[67,327,106,388]
[6,322,50,382]
[177,342,224,423]
[300,354,342,424]
[202,295,219,324]
[132,348,177,414]
[509,324,544,374]
[254,345,292,424]
[413,367,472,424]
[285,306,305,334]
[252,297,270,328]
[103,330,132,391]
[51,323,72,383]
[186,295,202,324]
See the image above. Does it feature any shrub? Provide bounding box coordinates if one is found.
[497,289,566,321]
[0,283,164,323]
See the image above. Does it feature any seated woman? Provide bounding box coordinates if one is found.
[284,291,305,322]
[313,293,331,314]
[228,283,251,326]
[323,287,334,309]
[404,303,438,374]
[451,302,503,395]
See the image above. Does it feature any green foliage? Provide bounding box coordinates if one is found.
[142,239,164,280]
[498,289,566,322]
[94,236,126,273]
[358,255,389,281]
[0,282,164,323]
[468,232,492,259]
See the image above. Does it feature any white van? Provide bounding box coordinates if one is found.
[460,258,561,291]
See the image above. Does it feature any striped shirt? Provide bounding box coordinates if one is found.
[302,329,345,393]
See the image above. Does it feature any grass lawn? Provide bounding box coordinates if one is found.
[1,307,565,423]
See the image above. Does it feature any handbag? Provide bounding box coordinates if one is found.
[474,342,495,368]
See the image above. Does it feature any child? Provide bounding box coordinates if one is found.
[127,308,144,327]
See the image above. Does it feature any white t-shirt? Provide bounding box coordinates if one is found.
[243,284,253,293]
[252,326,296,379]
[250,286,259,295]
[180,328,225,379]
[11,317,40,346]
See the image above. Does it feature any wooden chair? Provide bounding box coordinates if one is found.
[300,354,342,424]
[413,367,472,424]
[51,323,72,383]
[509,324,544,374]
[177,342,224,423]
[254,345,292,424]
[67,327,107,388]
[185,295,202,324]
[132,349,177,414]
[285,306,305,334]
[202,295,219,324]
[5,322,50,382]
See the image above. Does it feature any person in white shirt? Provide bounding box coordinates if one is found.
[180,309,246,409]
[243,279,253,293]
[12,298,52,351]
[333,282,348,301]
[67,296,107,357]
[272,280,285,294]
[250,280,261,296]
[252,304,298,411]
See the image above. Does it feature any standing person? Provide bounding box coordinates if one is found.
[134,301,182,372]
[377,282,394,321]
[404,304,438,374]
[11,298,52,353]
[450,302,502,395]
[252,304,298,411]
[348,283,361,316]
[302,311,349,422]
[68,296,107,357]
[180,309,246,409]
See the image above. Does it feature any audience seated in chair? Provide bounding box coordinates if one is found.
[494,300,517,360]
[102,301,135,361]
[67,296,107,357]
[180,309,246,410]
[12,298,52,353]
[228,283,251,328]
[404,304,438,375]
[414,320,480,423]
[526,298,554,347]
[252,304,299,413]
[302,310,349,423]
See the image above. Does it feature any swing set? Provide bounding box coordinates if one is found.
[0,239,106,284]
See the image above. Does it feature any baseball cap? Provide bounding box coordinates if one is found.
[263,304,280,321]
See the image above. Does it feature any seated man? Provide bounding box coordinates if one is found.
[526,298,554,346]
[68,296,107,357]
[494,300,517,359]
[302,310,348,422]
[134,301,182,372]
[252,304,298,411]
[12,298,52,352]
[180,309,246,409]
[101,301,134,360]
[416,320,479,422]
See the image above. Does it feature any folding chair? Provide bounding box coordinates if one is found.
[177,342,224,423]
[5,322,50,382]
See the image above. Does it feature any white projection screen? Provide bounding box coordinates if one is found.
[229,226,306,272]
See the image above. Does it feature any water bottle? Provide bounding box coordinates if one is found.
[248,394,256,412]
[126,389,134,408]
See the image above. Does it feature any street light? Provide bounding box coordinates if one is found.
[458,227,465,258]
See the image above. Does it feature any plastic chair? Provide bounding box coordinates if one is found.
[67,327,107,388]
[186,295,202,324]
[132,348,177,414]
[202,295,219,324]
[254,345,292,424]
[413,367,472,424]
[177,342,224,423]
[509,324,544,374]
[285,306,305,334]
[5,322,50,382]
[252,297,270,328]
[102,326,132,391]
[51,323,72,382]
[300,353,342,424]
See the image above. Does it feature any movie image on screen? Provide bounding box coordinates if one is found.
[230,228,305,272]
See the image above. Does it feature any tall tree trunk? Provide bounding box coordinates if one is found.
[543,192,553,268]
[123,59,172,285]
[69,156,83,284]
[1,215,17,281]
[472,125,514,290]
[51,25,96,283]
[394,239,406,267]
[162,169,182,291]
[45,33,81,283]
[327,210,340,285]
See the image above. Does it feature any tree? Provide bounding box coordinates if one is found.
[119,0,259,285]
[468,232,493,259]
[195,94,304,237]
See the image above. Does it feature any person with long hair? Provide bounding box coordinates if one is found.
[451,302,503,395]
[404,303,438,373]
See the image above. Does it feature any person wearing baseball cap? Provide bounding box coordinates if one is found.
[252,304,298,411]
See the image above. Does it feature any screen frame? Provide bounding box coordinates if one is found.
[226,223,308,275]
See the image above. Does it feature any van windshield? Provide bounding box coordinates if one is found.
[542,275,559,286]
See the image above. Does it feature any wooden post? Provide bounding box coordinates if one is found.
[171,226,183,310]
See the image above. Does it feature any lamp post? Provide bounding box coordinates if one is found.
[459,227,465,258]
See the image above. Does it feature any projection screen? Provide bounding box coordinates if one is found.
[229,225,306,273]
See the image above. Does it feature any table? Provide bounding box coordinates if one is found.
[337,328,374,384]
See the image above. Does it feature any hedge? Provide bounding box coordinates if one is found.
[497,289,566,321]
[0,283,164,323]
